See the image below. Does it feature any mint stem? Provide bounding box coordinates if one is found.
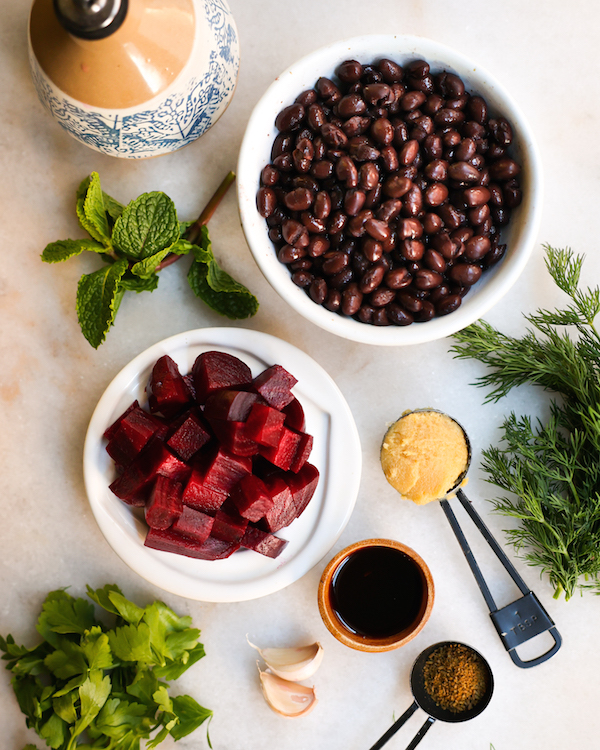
[156,170,236,272]
[186,170,236,243]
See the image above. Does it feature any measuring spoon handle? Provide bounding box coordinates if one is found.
[368,700,419,750]
[405,716,436,749]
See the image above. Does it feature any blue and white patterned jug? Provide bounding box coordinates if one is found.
[28,0,240,158]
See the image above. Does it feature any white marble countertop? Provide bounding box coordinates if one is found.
[2,1,599,748]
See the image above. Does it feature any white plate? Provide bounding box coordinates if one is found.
[83,328,362,602]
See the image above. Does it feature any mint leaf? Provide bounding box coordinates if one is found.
[112,192,180,260]
[179,220,194,236]
[103,192,125,223]
[188,256,259,319]
[76,176,100,241]
[75,173,112,247]
[168,238,195,255]
[76,259,128,349]
[41,238,105,263]
[119,274,159,293]
[187,226,258,319]
[131,249,170,278]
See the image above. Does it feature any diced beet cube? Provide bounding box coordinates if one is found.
[290,432,313,473]
[252,365,297,410]
[104,400,139,441]
[148,355,194,417]
[259,426,303,471]
[172,506,214,543]
[192,351,253,404]
[287,462,319,518]
[240,526,289,558]
[120,485,149,508]
[212,505,249,543]
[244,403,286,448]
[106,406,166,466]
[145,528,239,559]
[166,410,211,462]
[230,474,274,522]
[209,420,259,457]
[183,373,196,401]
[203,447,253,494]
[183,464,228,513]
[145,476,183,530]
[139,438,191,482]
[204,389,260,422]
[282,397,306,432]
[262,474,296,533]
[109,438,190,501]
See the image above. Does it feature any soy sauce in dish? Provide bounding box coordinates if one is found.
[330,545,424,638]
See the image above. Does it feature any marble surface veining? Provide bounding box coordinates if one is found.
[1,1,599,748]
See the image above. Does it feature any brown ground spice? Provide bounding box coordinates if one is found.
[422,643,488,713]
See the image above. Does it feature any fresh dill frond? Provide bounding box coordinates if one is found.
[450,246,600,599]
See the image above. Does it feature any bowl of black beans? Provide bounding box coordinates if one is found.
[237,35,542,345]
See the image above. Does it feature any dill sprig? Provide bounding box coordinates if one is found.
[450,245,600,599]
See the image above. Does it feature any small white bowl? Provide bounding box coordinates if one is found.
[83,328,362,602]
[237,35,542,345]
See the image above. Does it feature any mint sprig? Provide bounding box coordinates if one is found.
[43,171,258,348]
[0,584,212,749]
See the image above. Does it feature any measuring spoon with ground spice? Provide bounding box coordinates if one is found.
[368,640,493,750]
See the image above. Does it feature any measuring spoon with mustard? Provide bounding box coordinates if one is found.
[380,409,561,668]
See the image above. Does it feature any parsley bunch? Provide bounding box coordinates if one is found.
[0,584,212,749]
[451,246,600,599]
[42,172,258,348]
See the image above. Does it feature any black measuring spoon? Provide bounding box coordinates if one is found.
[368,641,493,750]
[406,410,561,668]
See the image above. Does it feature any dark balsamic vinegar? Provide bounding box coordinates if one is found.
[330,546,424,638]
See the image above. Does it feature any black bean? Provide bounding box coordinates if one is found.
[387,303,414,325]
[275,103,305,132]
[260,55,522,329]
[337,59,363,83]
[342,283,363,315]
[449,263,483,286]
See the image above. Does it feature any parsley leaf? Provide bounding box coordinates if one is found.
[0,585,212,749]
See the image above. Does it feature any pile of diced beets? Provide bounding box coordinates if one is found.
[104,351,319,561]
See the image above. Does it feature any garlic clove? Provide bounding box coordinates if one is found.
[247,638,324,681]
[258,669,318,718]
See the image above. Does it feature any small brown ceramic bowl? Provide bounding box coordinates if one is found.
[318,538,434,652]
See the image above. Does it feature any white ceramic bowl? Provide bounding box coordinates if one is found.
[83,328,362,602]
[237,35,542,345]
